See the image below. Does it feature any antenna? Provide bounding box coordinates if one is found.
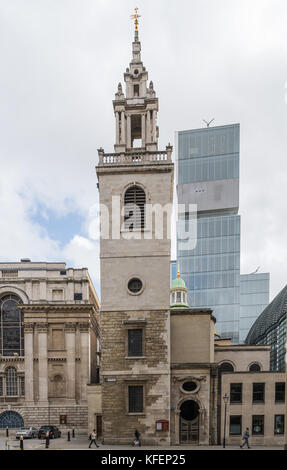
[203,118,215,127]
[249,267,260,275]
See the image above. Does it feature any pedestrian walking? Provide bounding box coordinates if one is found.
[89,429,99,448]
[132,429,141,447]
[240,427,251,449]
[45,430,50,449]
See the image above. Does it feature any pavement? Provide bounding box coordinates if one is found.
[0,434,283,451]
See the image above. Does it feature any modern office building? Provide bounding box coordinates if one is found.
[176,125,270,343]
[246,284,287,371]
[239,273,270,343]
[176,124,241,342]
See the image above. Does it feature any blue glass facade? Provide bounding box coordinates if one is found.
[239,273,270,343]
[177,124,241,342]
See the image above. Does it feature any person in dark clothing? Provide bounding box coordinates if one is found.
[240,428,251,449]
[132,429,141,447]
[89,429,99,448]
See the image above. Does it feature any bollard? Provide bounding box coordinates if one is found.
[45,433,50,449]
[72,428,75,438]
[6,427,9,438]
[67,431,71,441]
[20,435,24,451]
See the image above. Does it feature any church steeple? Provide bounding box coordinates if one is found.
[113,9,159,153]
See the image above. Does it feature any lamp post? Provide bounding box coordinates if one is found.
[223,393,229,449]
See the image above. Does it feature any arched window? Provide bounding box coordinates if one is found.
[124,186,145,231]
[249,363,261,372]
[0,295,24,356]
[6,367,18,396]
[219,362,235,373]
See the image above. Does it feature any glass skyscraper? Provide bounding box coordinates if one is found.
[175,124,270,343]
[239,273,270,343]
[177,124,240,342]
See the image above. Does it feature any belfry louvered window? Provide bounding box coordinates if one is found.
[124,186,146,230]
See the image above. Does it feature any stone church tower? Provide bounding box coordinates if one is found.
[96,15,174,445]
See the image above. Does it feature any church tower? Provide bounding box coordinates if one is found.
[96,10,174,445]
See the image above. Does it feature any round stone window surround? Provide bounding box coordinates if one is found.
[126,276,145,296]
[180,380,200,395]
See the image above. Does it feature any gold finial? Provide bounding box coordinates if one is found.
[177,263,180,279]
[130,7,141,38]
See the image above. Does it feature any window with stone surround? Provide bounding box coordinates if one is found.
[229,415,242,435]
[274,415,284,435]
[0,295,24,357]
[275,382,285,403]
[252,415,264,435]
[128,385,143,413]
[128,329,143,357]
[6,367,18,396]
[253,383,265,403]
[124,185,145,231]
[0,377,3,396]
[230,383,242,403]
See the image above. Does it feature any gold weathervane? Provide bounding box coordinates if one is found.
[130,7,141,33]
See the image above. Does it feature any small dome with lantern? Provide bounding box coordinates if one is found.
[170,265,189,309]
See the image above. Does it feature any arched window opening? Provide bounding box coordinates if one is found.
[6,367,18,396]
[219,362,234,373]
[0,295,24,357]
[124,186,146,231]
[249,363,261,372]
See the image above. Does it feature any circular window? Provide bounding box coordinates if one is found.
[128,278,143,294]
[182,381,197,392]
[134,69,139,75]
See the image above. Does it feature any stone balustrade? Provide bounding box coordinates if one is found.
[97,146,173,166]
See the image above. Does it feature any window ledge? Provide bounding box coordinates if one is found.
[125,356,146,360]
[126,413,146,416]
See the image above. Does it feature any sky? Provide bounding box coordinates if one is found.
[0,0,286,301]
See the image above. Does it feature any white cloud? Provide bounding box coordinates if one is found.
[0,0,286,301]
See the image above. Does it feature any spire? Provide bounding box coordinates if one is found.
[130,7,141,42]
[177,263,181,279]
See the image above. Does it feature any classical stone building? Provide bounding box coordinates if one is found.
[0,260,100,430]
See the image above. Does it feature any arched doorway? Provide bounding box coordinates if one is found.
[179,400,200,444]
[0,411,24,429]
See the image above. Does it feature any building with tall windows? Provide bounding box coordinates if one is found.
[0,260,100,430]
[176,124,241,342]
[176,125,270,343]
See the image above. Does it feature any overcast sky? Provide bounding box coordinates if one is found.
[0,0,286,301]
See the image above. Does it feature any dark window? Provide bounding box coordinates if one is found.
[182,381,197,392]
[128,278,143,294]
[253,383,265,403]
[249,363,261,372]
[6,367,18,396]
[0,377,2,396]
[128,386,143,413]
[124,186,145,231]
[252,415,264,435]
[60,270,67,276]
[274,415,284,435]
[20,376,25,396]
[128,330,143,357]
[229,416,242,435]
[0,295,24,357]
[134,85,139,96]
[219,362,234,373]
[230,383,242,403]
[275,382,285,403]
[74,293,82,301]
